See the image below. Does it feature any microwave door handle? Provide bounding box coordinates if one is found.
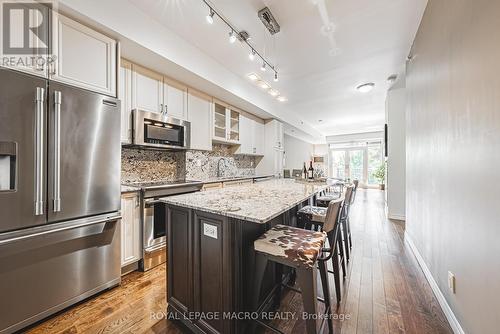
[53,91,62,212]
[34,87,45,216]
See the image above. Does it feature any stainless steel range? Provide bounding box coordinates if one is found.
[130,180,203,271]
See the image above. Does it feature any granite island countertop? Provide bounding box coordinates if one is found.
[201,174,274,184]
[160,178,328,223]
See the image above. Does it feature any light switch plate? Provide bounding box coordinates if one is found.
[203,223,218,239]
[448,271,456,293]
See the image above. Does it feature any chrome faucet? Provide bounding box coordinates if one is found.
[216,158,226,178]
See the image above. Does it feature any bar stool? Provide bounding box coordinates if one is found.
[252,198,343,334]
[297,196,350,303]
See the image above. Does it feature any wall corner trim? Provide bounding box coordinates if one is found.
[404,232,465,334]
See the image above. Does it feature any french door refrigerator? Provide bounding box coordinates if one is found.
[0,68,122,334]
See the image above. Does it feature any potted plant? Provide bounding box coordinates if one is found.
[372,164,386,190]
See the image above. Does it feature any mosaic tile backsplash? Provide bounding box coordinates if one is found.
[121,144,257,183]
[121,148,186,184]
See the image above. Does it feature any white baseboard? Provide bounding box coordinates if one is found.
[404,232,465,334]
[388,213,406,221]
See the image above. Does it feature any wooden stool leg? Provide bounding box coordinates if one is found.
[296,267,319,334]
[331,247,341,305]
[318,260,333,334]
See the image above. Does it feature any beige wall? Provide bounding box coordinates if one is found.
[406,1,500,333]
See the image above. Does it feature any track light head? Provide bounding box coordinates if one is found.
[249,49,256,61]
[206,8,215,24]
[260,62,266,72]
[274,72,279,82]
[229,30,237,43]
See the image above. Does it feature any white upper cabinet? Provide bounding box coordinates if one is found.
[0,3,50,77]
[119,59,132,144]
[51,13,117,96]
[131,64,163,114]
[268,119,284,149]
[120,193,141,268]
[212,101,240,144]
[254,121,265,155]
[188,89,212,151]
[236,115,265,155]
[237,115,253,154]
[164,77,187,120]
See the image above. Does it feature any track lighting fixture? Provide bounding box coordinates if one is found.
[249,49,256,61]
[274,72,278,82]
[260,62,266,72]
[206,8,215,24]
[229,30,237,43]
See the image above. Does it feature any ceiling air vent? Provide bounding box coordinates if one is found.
[258,7,280,35]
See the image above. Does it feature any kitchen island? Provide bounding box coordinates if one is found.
[160,179,327,334]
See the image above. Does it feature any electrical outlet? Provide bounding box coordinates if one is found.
[448,271,456,293]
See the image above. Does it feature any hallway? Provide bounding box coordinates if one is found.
[27,190,453,334]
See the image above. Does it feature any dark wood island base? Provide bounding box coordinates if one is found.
[166,203,304,334]
[162,179,328,334]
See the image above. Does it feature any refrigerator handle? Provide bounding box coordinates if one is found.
[34,87,45,216]
[53,91,62,212]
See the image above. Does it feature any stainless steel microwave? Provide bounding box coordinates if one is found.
[132,109,190,150]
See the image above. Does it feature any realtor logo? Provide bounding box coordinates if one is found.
[2,1,51,55]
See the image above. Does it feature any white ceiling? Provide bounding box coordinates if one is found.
[128,0,427,138]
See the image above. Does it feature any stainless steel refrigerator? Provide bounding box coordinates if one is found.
[0,68,122,333]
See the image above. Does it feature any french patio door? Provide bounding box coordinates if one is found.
[330,143,383,187]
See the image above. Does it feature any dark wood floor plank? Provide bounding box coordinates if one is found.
[27,189,453,334]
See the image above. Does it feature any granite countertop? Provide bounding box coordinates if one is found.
[121,185,141,193]
[202,175,274,184]
[160,178,328,224]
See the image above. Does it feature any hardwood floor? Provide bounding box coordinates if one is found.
[27,189,453,334]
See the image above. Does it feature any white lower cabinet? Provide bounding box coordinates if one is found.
[188,89,212,151]
[120,193,142,268]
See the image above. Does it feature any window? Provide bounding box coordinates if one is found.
[329,140,383,187]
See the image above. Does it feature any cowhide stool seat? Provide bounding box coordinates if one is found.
[252,199,344,334]
[316,193,342,208]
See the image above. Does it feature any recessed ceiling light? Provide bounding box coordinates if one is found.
[258,81,270,89]
[268,89,279,97]
[277,96,288,102]
[356,83,375,93]
[247,73,259,81]
[387,74,397,83]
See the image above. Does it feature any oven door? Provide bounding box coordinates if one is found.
[143,199,166,251]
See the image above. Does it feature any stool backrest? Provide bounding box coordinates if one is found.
[344,184,354,204]
[352,180,359,203]
[283,169,291,178]
[322,197,344,234]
